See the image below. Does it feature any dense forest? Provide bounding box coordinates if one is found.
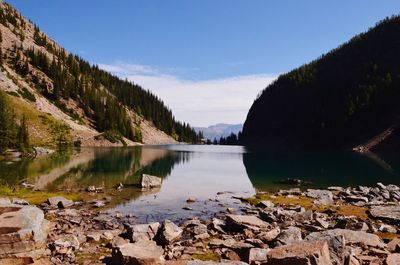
[242,15,400,150]
[0,2,200,149]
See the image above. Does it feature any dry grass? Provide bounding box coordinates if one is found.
[0,185,80,205]
[244,193,368,219]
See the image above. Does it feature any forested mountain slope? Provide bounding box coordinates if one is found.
[242,16,400,151]
[0,2,199,149]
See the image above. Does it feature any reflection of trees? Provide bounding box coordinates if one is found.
[0,149,73,186]
[43,147,191,191]
[136,150,191,179]
[242,148,399,191]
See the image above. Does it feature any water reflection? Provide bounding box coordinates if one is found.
[1,145,399,222]
[242,147,400,191]
[0,147,188,192]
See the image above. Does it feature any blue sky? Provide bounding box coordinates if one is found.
[7,0,400,126]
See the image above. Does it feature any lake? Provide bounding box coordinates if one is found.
[0,145,399,222]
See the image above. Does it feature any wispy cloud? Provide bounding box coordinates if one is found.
[98,62,277,127]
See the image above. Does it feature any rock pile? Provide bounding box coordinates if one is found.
[1,182,400,265]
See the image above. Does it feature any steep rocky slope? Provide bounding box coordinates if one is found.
[0,2,186,147]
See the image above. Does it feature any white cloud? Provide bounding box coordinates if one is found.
[98,62,276,127]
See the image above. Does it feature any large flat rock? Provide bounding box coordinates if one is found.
[306,228,382,247]
[226,214,269,231]
[266,240,332,265]
[112,241,164,265]
[369,205,400,224]
[0,198,48,258]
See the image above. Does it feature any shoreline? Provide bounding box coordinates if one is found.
[1,182,400,264]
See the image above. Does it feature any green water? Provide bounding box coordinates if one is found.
[0,145,399,222]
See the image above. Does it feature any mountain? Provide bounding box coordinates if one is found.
[0,2,200,149]
[195,123,243,141]
[242,15,400,152]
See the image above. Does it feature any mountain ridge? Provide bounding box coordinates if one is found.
[242,15,400,151]
[0,1,200,147]
[195,123,243,141]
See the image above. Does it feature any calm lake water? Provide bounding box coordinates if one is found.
[0,145,399,222]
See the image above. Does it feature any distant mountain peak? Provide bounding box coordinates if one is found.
[195,123,243,140]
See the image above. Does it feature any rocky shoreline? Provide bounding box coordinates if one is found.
[1,182,400,265]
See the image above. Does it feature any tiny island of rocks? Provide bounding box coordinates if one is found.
[1,175,400,265]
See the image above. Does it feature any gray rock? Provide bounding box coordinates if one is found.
[258,226,281,242]
[379,224,397,234]
[307,189,334,205]
[11,198,29,205]
[140,174,162,189]
[248,248,269,264]
[370,205,400,225]
[275,226,302,246]
[157,219,183,245]
[257,200,275,208]
[267,240,332,265]
[111,241,164,265]
[86,232,102,242]
[0,201,48,258]
[343,195,368,204]
[306,228,383,247]
[47,196,74,208]
[226,214,269,231]
[126,222,160,242]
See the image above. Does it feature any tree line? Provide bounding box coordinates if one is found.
[242,15,400,149]
[0,1,201,144]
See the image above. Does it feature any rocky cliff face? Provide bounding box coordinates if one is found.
[0,2,178,146]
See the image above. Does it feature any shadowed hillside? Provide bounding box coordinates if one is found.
[242,16,400,151]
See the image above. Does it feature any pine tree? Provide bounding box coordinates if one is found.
[17,115,29,151]
[0,91,16,153]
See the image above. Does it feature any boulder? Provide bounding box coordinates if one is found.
[306,229,383,247]
[126,222,160,242]
[47,196,74,208]
[257,200,275,208]
[112,241,164,265]
[140,174,162,189]
[248,248,269,264]
[266,240,332,265]
[0,199,48,258]
[369,205,400,225]
[226,214,269,231]
[386,254,400,265]
[157,220,183,245]
[306,189,334,205]
[275,226,302,246]
[258,227,280,242]
[387,238,400,252]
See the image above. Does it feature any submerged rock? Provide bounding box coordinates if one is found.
[0,199,49,258]
[141,174,162,189]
